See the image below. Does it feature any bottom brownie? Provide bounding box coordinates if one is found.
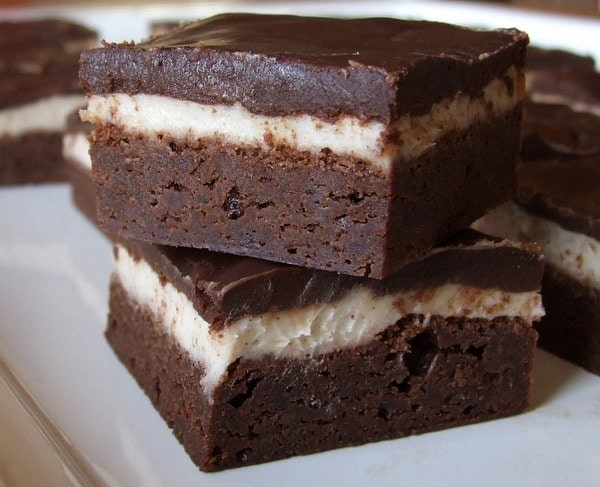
[537,265,600,375]
[106,277,537,472]
[0,132,66,185]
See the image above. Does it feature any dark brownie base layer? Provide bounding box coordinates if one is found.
[537,265,600,375]
[106,278,537,472]
[92,110,519,279]
[0,132,66,185]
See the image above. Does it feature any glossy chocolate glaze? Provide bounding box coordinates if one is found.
[517,101,600,239]
[80,13,528,121]
[122,229,543,329]
[0,19,96,108]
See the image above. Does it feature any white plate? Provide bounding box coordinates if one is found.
[1,3,600,486]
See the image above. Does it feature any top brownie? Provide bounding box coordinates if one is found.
[0,19,97,185]
[80,14,528,278]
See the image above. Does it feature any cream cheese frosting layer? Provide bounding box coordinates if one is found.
[473,202,600,290]
[0,95,85,136]
[114,243,543,396]
[82,66,523,171]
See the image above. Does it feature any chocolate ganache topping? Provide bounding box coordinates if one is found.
[123,230,543,330]
[79,13,528,122]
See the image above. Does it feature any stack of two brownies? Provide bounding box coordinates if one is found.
[79,14,544,472]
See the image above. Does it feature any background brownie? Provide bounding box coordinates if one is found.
[0,19,97,185]
[473,58,600,374]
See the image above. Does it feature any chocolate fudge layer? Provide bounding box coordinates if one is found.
[81,13,528,278]
[0,19,97,185]
[105,231,543,471]
[473,101,600,374]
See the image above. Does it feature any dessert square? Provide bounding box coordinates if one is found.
[105,231,543,471]
[80,13,528,278]
[0,19,97,185]
[473,48,600,375]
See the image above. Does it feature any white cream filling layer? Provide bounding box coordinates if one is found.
[0,95,85,137]
[62,131,92,171]
[114,244,542,397]
[82,66,522,171]
[473,202,600,290]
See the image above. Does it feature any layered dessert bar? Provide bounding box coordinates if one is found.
[105,230,543,471]
[80,13,528,278]
[473,100,600,375]
[0,19,97,185]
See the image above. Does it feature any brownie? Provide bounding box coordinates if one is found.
[473,98,600,375]
[0,19,97,185]
[105,231,543,471]
[80,13,528,278]
[518,101,600,374]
